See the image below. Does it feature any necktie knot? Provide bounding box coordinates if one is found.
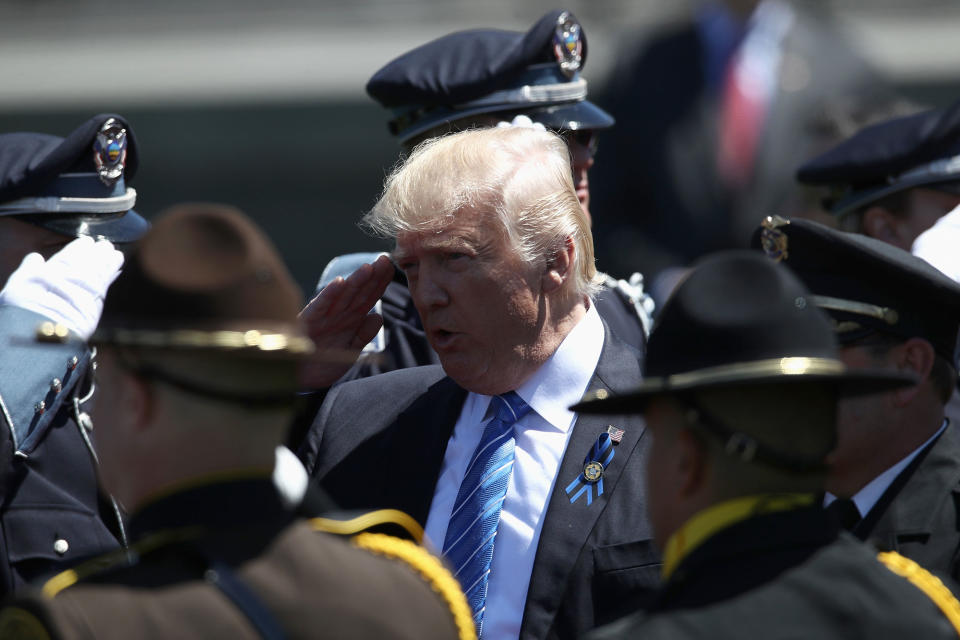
[826,497,862,532]
[493,391,532,426]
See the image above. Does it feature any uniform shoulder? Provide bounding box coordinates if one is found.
[271,517,475,640]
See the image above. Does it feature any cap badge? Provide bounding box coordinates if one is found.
[93,118,128,187]
[553,12,583,78]
[565,432,615,506]
[760,215,790,263]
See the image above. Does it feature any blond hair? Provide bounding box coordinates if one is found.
[363,126,600,298]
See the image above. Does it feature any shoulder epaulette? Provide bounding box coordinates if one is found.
[310,508,424,543]
[309,512,475,640]
[878,550,960,634]
[352,532,476,640]
[0,606,53,640]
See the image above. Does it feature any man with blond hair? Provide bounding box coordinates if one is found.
[298,126,659,640]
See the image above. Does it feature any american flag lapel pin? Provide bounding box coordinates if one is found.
[606,425,625,444]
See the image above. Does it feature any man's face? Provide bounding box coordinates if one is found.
[896,188,960,251]
[829,343,896,495]
[568,131,595,226]
[559,131,596,225]
[89,347,132,505]
[643,398,690,549]
[0,217,72,284]
[394,210,550,395]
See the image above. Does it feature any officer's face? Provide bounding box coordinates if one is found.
[866,188,960,252]
[394,210,551,395]
[829,344,899,497]
[901,188,960,250]
[556,130,597,225]
[643,397,695,550]
[93,347,128,503]
[0,217,72,284]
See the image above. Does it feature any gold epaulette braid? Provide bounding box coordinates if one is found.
[351,532,476,640]
[878,551,960,635]
[310,508,424,543]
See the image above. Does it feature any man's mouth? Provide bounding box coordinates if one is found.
[430,328,460,350]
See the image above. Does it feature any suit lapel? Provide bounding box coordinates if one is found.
[519,327,646,639]
[867,422,960,551]
[357,376,466,525]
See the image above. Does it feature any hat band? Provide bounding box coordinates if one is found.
[809,295,899,326]
[0,188,137,215]
[39,322,316,357]
[682,396,827,473]
[660,357,846,390]
[456,76,587,110]
[894,152,960,185]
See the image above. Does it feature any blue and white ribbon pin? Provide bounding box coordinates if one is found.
[565,433,615,505]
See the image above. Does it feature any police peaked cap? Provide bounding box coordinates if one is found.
[797,100,960,219]
[367,10,614,143]
[0,114,148,243]
[752,216,960,364]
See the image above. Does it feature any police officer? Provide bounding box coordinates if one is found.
[0,114,148,594]
[0,203,473,640]
[797,99,960,251]
[753,215,960,579]
[573,251,960,639]
[317,10,652,388]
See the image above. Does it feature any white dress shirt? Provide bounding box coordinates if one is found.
[824,420,948,518]
[424,303,605,640]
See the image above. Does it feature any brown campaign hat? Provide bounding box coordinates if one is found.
[91,203,313,358]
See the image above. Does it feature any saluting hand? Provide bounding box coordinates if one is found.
[298,254,394,389]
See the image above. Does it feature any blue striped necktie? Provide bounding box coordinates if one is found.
[442,391,532,637]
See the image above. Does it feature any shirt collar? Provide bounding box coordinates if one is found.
[513,303,604,431]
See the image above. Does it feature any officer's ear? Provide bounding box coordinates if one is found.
[541,235,575,294]
[676,426,709,498]
[890,337,936,407]
[108,348,155,432]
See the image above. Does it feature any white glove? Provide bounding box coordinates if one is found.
[0,236,124,339]
[912,204,960,283]
[496,114,547,131]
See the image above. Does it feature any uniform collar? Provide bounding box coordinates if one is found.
[662,493,816,580]
[129,473,290,540]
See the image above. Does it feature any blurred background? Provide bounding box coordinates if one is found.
[1,0,958,294]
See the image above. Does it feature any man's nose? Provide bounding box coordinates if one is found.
[571,140,594,175]
[411,266,450,309]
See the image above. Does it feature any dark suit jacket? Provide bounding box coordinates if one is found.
[586,508,959,639]
[855,421,960,579]
[299,328,661,640]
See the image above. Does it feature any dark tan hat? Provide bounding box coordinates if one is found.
[573,251,916,414]
[90,203,313,358]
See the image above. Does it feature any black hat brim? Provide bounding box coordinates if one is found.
[397,99,614,144]
[831,174,960,219]
[571,357,918,415]
[517,100,615,131]
[21,209,149,244]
